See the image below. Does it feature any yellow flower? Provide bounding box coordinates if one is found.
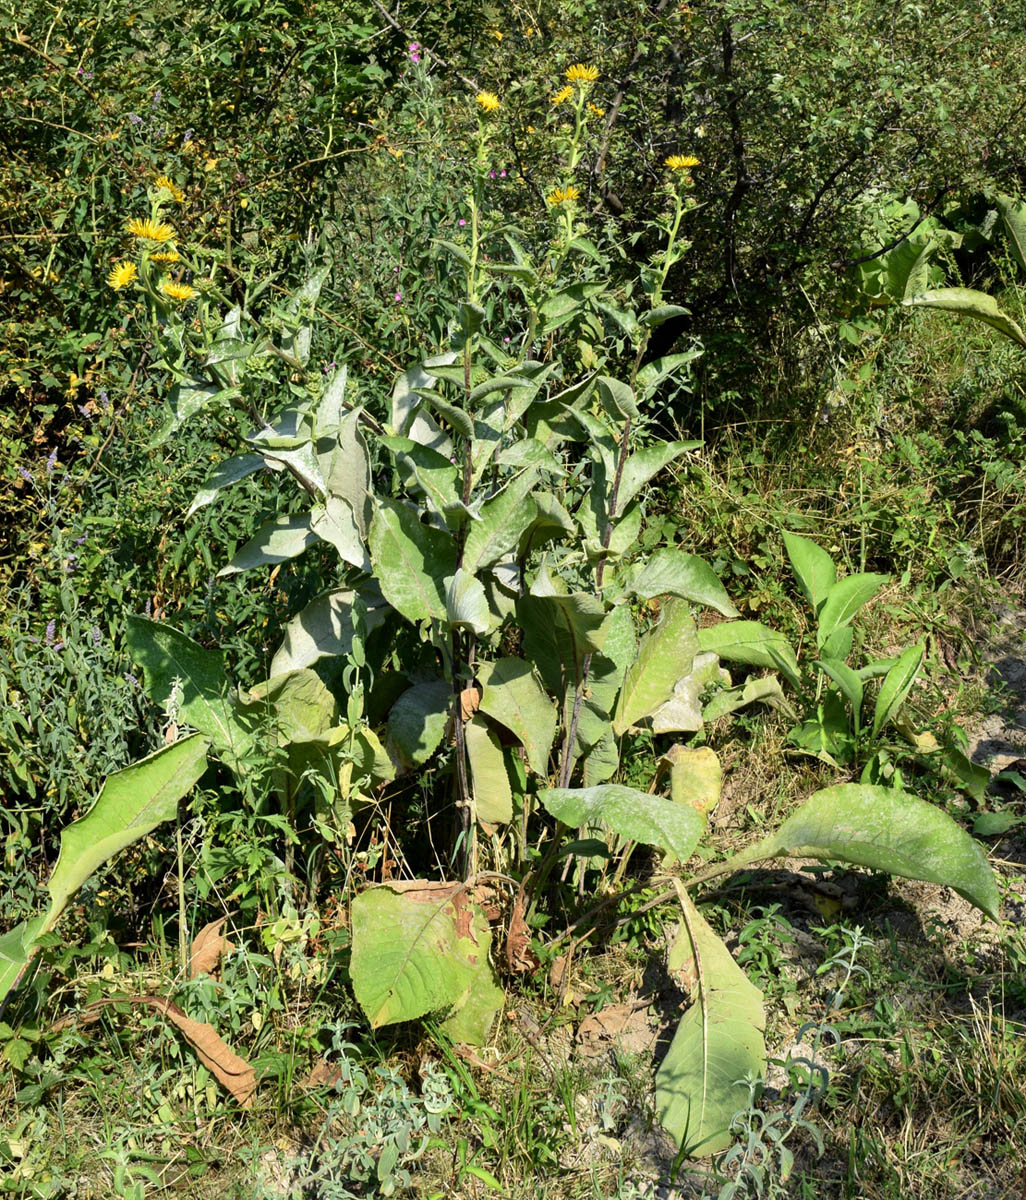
[588,102,605,118]
[126,217,175,242]
[566,63,599,83]
[154,175,185,203]
[160,280,196,303]
[489,29,503,41]
[546,185,580,207]
[150,250,180,264]
[107,261,138,290]
[550,85,573,107]
[665,154,700,171]
[476,91,500,112]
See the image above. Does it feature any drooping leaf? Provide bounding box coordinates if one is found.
[391,356,454,456]
[782,533,836,616]
[380,435,459,520]
[217,513,320,577]
[125,618,253,761]
[636,350,701,396]
[244,669,337,745]
[628,549,738,617]
[614,600,699,735]
[47,736,209,927]
[0,918,45,1010]
[904,287,1026,348]
[596,375,639,420]
[476,658,557,776]
[871,642,926,738]
[369,499,457,623]
[537,281,607,332]
[616,441,702,512]
[319,407,373,535]
[186,453,265,518]
[724,784,1000,919]
[350,883,502,1044]
[815,657,864,733]
[445,569,491,635]
[311,496,371,570]
[386,680,452,769]
[696,621,800,688]
[815,573,889,649]
[271,586,388,676]
[651,653,730,734]
[537,785,705,862]
[518,565,609,694]
[465,718,513,826]
[656,887,766,1155]
[994,193,1026,273]
[703,674,794,723]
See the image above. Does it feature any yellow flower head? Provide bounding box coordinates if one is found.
[150,250,180,265]
[107,261,138,290]
[665,154,700,171]
[154,175,185,203]
[546,185,580,207]
[160,280,196,304]
[550,85,573,107]
[476,91,500,112]
[126,217,175,242]
[587,102,605,118]
[565,63,599,83]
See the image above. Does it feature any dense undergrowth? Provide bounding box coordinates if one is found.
[2,1,1026,1197]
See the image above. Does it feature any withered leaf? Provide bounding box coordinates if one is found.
[189,917,235,979]
[460,686,482,721]
[87,996,258,1107]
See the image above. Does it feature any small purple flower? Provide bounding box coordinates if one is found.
[458,218,466,226]
[92,626,102,645]
[499,169,507,178]
[45,620,56,645]
[84,72,93,81]
[152,89,162,106]
[47,448,58,474]
[18,467,33,483]
[125,672,139,686]
[183,128,194,143]
[78,405,92,419]
[410,51,420,63]
[504,336,511,343]
[393,265,400,273]
[128,113,142,125]
[99,389,110,410]
[394,290,402,302]
[53,642,64,652]
[145,598,152,617]
[74,535,86,545]
[488,170,496,179]
[77,66,84,75]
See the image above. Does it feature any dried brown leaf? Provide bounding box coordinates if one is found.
[189,917,235,979]
[86,996,257,1107]
[460,686,482,721]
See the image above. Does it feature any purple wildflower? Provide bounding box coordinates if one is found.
[394,290,402,302]
[488,170,496,179]
[45,620,56,645]
[145,598,152,617]
[128,113,142,125]
[47,448,58,474]
[500,169,507,178]
[74,535,86,545]
[53,642,64,652]
[152,89,162,106]
[92,626,102,645]
[78,405,92,418]
[458,218,466,226]
[99,389,110,410]
[18,467,33,483]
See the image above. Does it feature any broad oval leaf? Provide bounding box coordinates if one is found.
[350,884,502,1045]
[369,498,457,623]
[616,441,702,513]
[730,784,1000,919]
[696,621,800,688]
[537,785,705,862]
[386,679,451,769]
[656,888,766,1155]
[217,513,320,577]
[476,658,557,776]
[628,549,738,617]
[614,599,698,735]
[815,657,864,731]
[186,453,264,519]
[782,532,836,616]
[466,718,513,826]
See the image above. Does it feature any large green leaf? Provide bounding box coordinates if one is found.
[445,569,491,635]
[216,513,319,576]
[46,735,210,923]
[350,883,502,1044]
[616,441,702,512]
[627,549,738,617]
[186,453,264,519]
[537,785,705,862]
[904,287,1026,349]
[125,618,254,762]
[465,718,513,826]
[871,642,925,738]
[369,498,456,623]
[725,784,1000,918]
[518,566,609,694]
[651,653,730,734]
[994,193,1026,273]
[244,669,337,745]
[311,496,371,571]
[815,657,864,733]
[614,599,698,735]
[380,435,459,520]
[386,680,452,769]
[319,407,373,535]
[462,472,539,574]
[815,573,889,649]
[476,658,557,776]
[656,888,766,1155]
[0,917,45,1010]
[696,621,800,688]
[270,587,388,676]
[782,533,836,616]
